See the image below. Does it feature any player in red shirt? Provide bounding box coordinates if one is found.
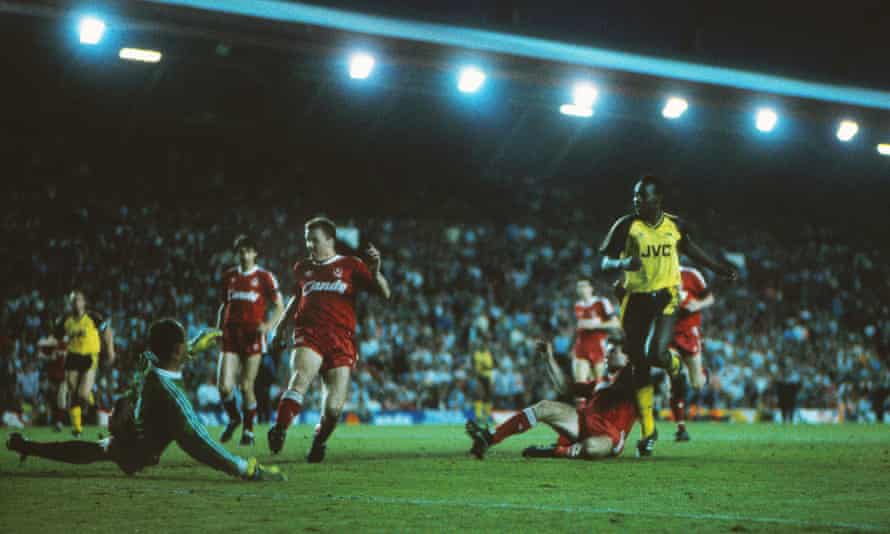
[466,340,637,461]
[670,266,715,441]
[216,235,285,446]
[268,216,391,462]
[572,280,621,390]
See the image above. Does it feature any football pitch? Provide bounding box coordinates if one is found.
[1,423,889,533]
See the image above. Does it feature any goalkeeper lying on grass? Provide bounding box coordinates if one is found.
[7,318,285,481]
[466,340,638,460]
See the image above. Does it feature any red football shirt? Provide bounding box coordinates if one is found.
[292,255,374,334]
[675,266,708,332]
[221,266,281,326]
[574,297,614,344]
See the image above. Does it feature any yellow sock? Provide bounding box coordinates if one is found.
[636,386,655,438]
[474,401,483,420]
[483,402,492,420]
[70,405,83,433]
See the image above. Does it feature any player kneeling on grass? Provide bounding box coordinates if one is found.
[466,340,636,460]
[6,318,285,482]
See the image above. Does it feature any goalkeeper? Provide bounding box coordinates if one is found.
[6,318,285,481]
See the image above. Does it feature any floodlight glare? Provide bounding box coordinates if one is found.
[78,16,106,45]
[559,104,594,118]
[878,144,890,156]
[457,66,485,93]
[119,48,162,63]
[755,108,778,132]
[349,52,375,79]
[662,97,688,119]
[572,82,598,108]
[836,120,859,142]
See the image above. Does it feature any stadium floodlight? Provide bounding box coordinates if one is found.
[662,97,688,119]
[572,82,598,109]
[457,66,486,93]
[755,108,778,132]
[348,52,375,79]
[878,143,890,156]
[836,120,859,142]
[559,104,594,118]
[119,48,162,63]
[78,16,106,45]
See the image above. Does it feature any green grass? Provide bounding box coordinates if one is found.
[2,423,889,532]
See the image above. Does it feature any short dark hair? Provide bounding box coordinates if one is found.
[638,175,665,196]
[304,216,337,240]
[149,318,186,363]
[233,234,257,253]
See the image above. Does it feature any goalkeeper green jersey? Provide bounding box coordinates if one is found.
[126,365,246,477]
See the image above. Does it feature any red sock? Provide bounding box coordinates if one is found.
[491,410,534,445]
[243,404,257,432]
[671,398,686,425]
[223,395,239,421]
[556,434,572,447]
[275,392,302,430]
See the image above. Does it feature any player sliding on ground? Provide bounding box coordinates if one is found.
[6,319,285,481]
[269,216,391,462]
[466,340,637,460]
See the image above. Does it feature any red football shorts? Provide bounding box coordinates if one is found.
[222,325,265,358]
[293,327,357,373]
[671,326,701,356]
[573,334,607,365]
[577,406,626,455]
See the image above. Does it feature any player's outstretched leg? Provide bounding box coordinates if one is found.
[6,432,110,464]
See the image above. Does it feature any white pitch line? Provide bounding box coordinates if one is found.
[123,485,887,531]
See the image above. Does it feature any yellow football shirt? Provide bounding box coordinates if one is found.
[600,212,683,294]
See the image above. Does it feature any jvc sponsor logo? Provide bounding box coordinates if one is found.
[640,244,672,258]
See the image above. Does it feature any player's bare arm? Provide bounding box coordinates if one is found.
[683,292,715,313]
[260,292,286,334]
[103,324,116,365]
[273,296,298,350]
[365,242,392,300]
[678,235,739,280]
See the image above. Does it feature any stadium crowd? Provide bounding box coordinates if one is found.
[2,183,889,428]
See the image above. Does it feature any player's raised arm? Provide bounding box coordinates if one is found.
[364,242,391,300]
[678,233,738,281]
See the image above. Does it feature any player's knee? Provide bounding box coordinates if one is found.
[324,401,345,420]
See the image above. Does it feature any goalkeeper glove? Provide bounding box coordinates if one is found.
[244,457,287,482]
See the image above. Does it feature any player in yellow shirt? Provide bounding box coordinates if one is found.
[55,291,116,437]
[600,176,737,457]
[472,341,495,422]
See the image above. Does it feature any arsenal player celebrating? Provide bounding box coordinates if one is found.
[217,235,285,446]
[268,216,390,462]
[670,266,715,442]
[572,280,621,391]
